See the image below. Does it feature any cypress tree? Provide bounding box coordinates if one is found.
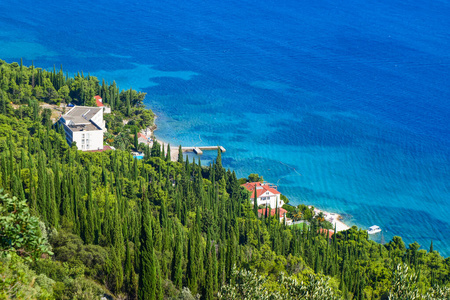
[178,145,183,163]
[217,241,226,286]
[225,229,236,281]
[124,241,133,295]
[155,257,163,300]
[253,187,258,217]
[172,223,183,289]
[204,249,214,300]
[126,88,132,116]
[85,166,95,244]
[212,239,218,292]
[53,160,62,212]
[175,190,181,218]
[160,198,168,230]
[166,143,171,162]
[134,129,139,149]
[31,60,35,87]
[153,214,162,252]
[187,224,199,294]
[185,156,190,176]
[138,198,156,300]
[275,201,279,223]
[46,173,58,228]
[108,246,124,294]
[101,157,107,184]
[37,151,47,221]
[133,157,138,181]
[28,155,37,214]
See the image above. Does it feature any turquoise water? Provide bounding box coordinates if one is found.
[1,0,449,255]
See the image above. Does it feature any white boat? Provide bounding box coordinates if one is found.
[367,225,382,234]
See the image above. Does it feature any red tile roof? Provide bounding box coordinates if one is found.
[86,145,112,152]
[137,133,147,139]
[241,182,280,198]
[257,207,287,218]
[94,95,104,107]
[318,228,335,238]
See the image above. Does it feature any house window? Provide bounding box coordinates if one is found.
[82,134,85,138]
[81,145,85,149]
[86,139,89,144]
[82,139,85,144]
[86,144,90,149]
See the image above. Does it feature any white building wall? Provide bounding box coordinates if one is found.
[72,130,103,151]
[138,137,148,145]
[62,123,73,145]
[255,192,284,208]
[90,110,106,130]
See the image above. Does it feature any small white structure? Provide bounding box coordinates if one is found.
[59,106,106,151]
[368,225,382,234]
[242,182,284,208]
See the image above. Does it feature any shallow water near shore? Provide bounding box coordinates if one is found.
[1,0,449,254]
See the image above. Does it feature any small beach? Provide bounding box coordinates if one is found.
[311,207,351,232]
[142,123,182,162]
[149,123,352,233]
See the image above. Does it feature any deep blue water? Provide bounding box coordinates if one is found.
[1,0,449,255]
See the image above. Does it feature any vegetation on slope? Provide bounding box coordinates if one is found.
[0,60,449,299]
[0,59,154,151]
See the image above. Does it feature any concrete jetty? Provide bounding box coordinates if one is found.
[181,146,226,155]
[193,148,203,155]
[158,141,226,162]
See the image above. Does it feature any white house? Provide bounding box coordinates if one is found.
[242,182,284,208]
[59,106,106,151]
[137,132,150,145]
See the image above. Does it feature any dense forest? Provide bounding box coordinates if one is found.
[0,60,449,300]
[0,58,155,148]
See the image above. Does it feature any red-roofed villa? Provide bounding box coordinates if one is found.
[137,132,150,145]
[241,182,284,208]
[94,95,111,113]
[94,95,104,107]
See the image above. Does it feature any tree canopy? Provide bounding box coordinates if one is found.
[0,60,449,299]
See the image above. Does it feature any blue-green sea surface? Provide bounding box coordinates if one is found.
[1,0,449,254]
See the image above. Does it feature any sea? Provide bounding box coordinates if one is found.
[1,0,449,255]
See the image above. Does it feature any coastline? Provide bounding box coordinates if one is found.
[311,206,351,232]
[147,117,352,232]
[143,119,180,162]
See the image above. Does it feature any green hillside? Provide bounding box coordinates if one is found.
[0,60,449,299]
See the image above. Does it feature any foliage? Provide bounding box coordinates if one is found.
[0,189,53,259]
[0,59,154,124]
[247,173,264,182]
[0,60,448,299]
[219,266,341,299]
[172,287,200,300]
[0,252,54,299]
[389,263,450,300]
